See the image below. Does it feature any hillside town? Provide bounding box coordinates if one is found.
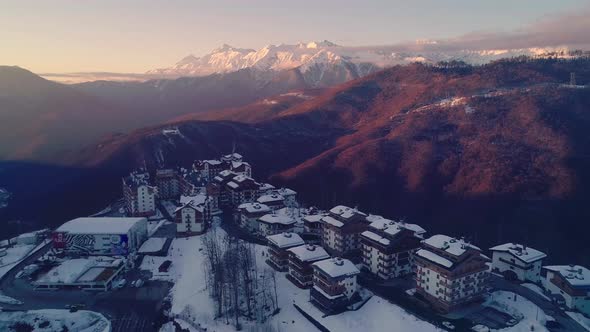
[0,153,589,332]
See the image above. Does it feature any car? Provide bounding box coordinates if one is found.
[134,279,144,288]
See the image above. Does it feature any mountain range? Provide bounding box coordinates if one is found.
[146,41,576,87]
[56,57,590,265]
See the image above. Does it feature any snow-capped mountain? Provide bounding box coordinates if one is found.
[148,41,574,87]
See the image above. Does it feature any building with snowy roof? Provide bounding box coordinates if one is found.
[266,232,304,271]
[287,244,330,288]
[489,243,546,282]
[226,175,259,208]
[541,265,590,315]
[414,234,489,313]
[122,171,157,217]
[274,188,297,207]
[321,205,368,259]
[311,257,360,313]
[174,194,212,236]
[236,202,272,233]
[258,213,296,236]
[256,193,285,210]
[303,213,325,235]
[360,217,426,280]
[53,217,148,256]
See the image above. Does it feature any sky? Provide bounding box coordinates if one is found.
[1,0,589,73]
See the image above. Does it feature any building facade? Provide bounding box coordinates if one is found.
[266,232,305,271]
[360,218,425,280]
[311,257,360,313]
[286,244,330,288]
[414,235,489,313]
[321,205,368,259]
[489,243,546,283]
[122,171,157,217]
[236,202,272,233]
[541,265,590,315]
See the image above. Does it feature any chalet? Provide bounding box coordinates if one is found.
[287,244,330,288]
[311,257,360,313]
[414,234,489,313]
[226,174,259,207]
[360,216,425,280]
[174,195,210,236]
[236,203,271,233]
[541,265,590,315]
[489,243,546,282]
[258,213,296,236]
[266,232,305,271]
[256,193,285,210]
[122,171,157,217]
[321,205,368,259]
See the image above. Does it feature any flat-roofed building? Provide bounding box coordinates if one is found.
[542,265,590,315]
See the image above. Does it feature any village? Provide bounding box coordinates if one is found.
[0,153,589,332]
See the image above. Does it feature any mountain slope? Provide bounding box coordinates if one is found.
[0,66,125,160]
[65,58,590,264]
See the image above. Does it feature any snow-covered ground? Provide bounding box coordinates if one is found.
[567,311,590,332]
[0,293,23,305]
[36,256,117,284]
[0,243,37,279]
[483,291,553,332]
[142,223,441,332]
[138,237,167,254]
[0,309,110,332]
[148,219,168,236]
[161,200,179,218]
[522,283,550,301]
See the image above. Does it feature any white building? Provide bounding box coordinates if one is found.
[266,232,305,271]
[287,244,330,288]
[257,193,285,210]
[52,217,148,256]
[414,234,489,313]
[489,243,546,282]
[122,171,157,217]
[360,216,425,280]
[236,202,272,233]
[311,257,360,313]
[174,195,210,236]
[541,265,590,315]
[258,213,297,236]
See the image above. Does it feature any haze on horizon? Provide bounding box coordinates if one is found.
[1,0,589,74]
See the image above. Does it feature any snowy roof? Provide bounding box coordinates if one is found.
[266,232,304,249]
[361,230,391,246]
[180,194,206,207]
[313,257,360,278]
[303,214,325,223]
[489,243,547,263]
[322,216,344,228]
[259,214,296,225]
[367,215,426,236]
[423,234,480,257]
[227,181,239,189]
[329,205,366,219]
[205,160,223,165]
[415,249,453,268]
[258,183,275,191]
[276,188,297,196]
[219,170,233,176]
[231,161,249,169]
[56,217,146,235]
[238,202,271,214]
[288,244,330,262]
[543,265,590,287]
[123,172,151,188]
[257,194,285,203]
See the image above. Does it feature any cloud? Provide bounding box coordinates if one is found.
[349,6,590,53]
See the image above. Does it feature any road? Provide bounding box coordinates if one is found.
[0,242,172,332]
[489,274,586,332]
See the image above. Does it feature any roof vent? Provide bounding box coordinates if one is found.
[334,258,344,266]
[306,244,316,251]
[388,221,395,225]
[284,232,292,238]
[579,268,584,275]
[567,273,575,279]
[450,238,457,243]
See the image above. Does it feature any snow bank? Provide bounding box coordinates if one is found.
[0,309,110,332]
[484,291,553,332]
[567,311,590,332]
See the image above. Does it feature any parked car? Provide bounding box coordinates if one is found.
[115,279,127,289]
[134,279,144,288]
